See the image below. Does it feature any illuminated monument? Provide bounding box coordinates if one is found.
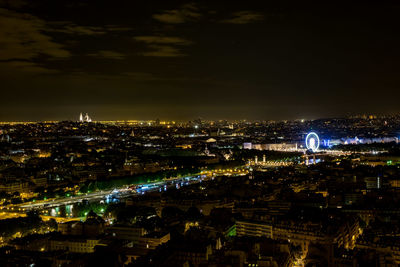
[79,112,92,123]
[305,132,319,152]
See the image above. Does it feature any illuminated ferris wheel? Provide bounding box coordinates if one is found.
[305,132,320,152]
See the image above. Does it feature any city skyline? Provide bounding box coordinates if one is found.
[2,2,400,265]
[1,1,400,121]
[0,113,397,123]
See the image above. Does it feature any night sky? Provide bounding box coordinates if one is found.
[0,0,399,121]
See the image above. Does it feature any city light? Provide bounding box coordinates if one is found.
[305,132,320,152]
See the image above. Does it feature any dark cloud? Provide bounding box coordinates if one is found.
[0,8,70,61]
[133,36,192,45]
[140,45,185,57]
[121,72,158,80]
[133,36,193,57]
[50,22,133,35]
[0,0,27,9]
[105,25,134,32]
[0,60,59,74]
[221,11,264,24]
[88,50,126,60]
[152,3,201,24]
[50,23,107,35]
[0,5,133,74]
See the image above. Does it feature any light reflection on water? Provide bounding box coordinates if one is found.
[47,204,74,217]
[50,207,58,217]
[66,204,73,217]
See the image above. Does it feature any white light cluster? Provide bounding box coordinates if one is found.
[305,132,320,152]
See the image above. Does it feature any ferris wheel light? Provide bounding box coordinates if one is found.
[305,132,320,152]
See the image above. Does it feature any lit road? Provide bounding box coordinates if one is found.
[17,189,114,210]
[11,170,248,212]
